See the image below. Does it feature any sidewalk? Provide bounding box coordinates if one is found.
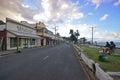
[0,45,55,56]
[0,44,59,56]
[0,50,16,56]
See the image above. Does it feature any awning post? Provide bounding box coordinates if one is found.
[17,37,21,53]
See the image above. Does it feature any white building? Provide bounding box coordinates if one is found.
[0,18,41,50]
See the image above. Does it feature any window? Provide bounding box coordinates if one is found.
[37,29,43,32]
[10,38,21,48]
[10,38,16,48]
[30,39,35,45]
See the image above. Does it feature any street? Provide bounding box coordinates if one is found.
[0,43,88,80]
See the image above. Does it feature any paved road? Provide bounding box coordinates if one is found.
[0,43,88,80]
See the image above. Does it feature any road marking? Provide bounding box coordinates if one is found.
[43,56,49,60]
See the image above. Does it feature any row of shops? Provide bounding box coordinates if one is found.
[0,18,62,51]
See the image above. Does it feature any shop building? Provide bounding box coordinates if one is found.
[36,22,54,46]
[0,18,41,51]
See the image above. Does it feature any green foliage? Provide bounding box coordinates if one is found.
[80,45,120,72]
[0,20,5,25]
[56,33,60,36]
[69,29,74,35]
[80,37,87,44]
[75,30,80,39]
[70,34,77,42]
[69,29,80,42]
[62,37,70,41]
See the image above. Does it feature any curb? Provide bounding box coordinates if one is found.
[0,50,17,56]
[72,44,97,80]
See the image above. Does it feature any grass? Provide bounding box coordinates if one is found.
[78,44,120,72]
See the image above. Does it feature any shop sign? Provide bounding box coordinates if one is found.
[17,26,33,34]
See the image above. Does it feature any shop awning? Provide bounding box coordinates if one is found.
[7,30,41,38]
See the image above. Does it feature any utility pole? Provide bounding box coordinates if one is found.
[52,26,58,35]
[90,27,95,45]
[53,26,58,44]
[54,26,58,35]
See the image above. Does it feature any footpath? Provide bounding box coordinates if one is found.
[0,50,16,56]
[0,45,55,56]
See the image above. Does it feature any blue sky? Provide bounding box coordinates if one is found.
[71,0,120,31]
[0,0,120,42]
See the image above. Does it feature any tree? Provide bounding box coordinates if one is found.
[69,29,77,42]
[75,30,80,40]
[83,37,87,44]
[0,20,5,25]
[69,29,74,35]
[56,33,60,36]
[62,37,70,41]
[80,37,87,44]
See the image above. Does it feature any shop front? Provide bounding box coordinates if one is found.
[6,30,41,50]
[5,18,41,50]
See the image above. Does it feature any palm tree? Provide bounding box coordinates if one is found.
[75,30,80,40]
[69,29,77,42]
[69,29,74,35]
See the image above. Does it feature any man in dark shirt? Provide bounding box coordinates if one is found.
[104,42,110,54]
[110,41,116,54]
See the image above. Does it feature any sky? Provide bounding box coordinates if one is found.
[0,0,120,42]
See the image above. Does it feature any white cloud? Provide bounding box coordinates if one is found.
[58,23,93,38]
[22,4,29,8]
[33,0,84,24]
[57,22,120,41]
[0,0,39,22]
[0,0,84,24]
[94,31,120,41]
[92,0,101,8]
[114,0,120,6]
[100,14,109,21]
[0,0,119,42]
[89,0,105,9]
[48,22,120,42]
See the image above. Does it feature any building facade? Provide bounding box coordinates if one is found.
[0,25,6,51]
[0,18,41,50]
[36,22,54,46]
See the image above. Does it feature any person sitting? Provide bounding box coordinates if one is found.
[109,41,116,54]
[104,42,110,54]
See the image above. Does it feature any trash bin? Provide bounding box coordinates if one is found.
[98,54,108,62]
